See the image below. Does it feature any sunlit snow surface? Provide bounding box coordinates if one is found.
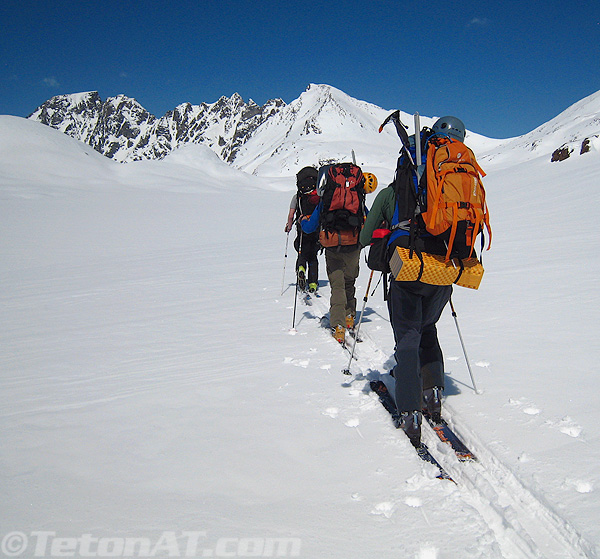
[1,97,599,559]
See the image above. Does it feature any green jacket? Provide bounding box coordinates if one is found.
[359,186,396,247]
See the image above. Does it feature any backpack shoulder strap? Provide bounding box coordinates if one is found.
[425,140,444,231]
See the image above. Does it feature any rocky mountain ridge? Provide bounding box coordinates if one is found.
[28,85,600,172]
[29,91,284,164]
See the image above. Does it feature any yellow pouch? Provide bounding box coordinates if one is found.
[389,247,484,290]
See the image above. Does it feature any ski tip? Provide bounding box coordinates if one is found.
[438,472,456,483]
[416,444,455,482]
[369,379,386,392]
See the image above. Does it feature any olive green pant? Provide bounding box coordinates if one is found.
[325,247,360,329]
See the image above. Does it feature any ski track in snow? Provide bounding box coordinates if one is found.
[299,290,596,559]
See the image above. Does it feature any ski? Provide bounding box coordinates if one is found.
[423,413,477,462]
[347,328,363,343]
[369,380,454,482]
[413,445,453,481]
[319,316,357,359]
[299,284,321,306]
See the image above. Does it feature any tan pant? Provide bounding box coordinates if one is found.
[325,247,360,329]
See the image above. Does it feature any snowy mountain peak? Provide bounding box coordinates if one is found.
[28,91,285,163]
[27,85,600,172]
[28,91,104,144]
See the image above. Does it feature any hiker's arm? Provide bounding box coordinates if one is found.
[285,207,296,232]
[360,188,390,247]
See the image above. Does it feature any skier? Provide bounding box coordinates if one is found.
[360,116,469,447]
[301,165,376,344]
[285,167,320,293]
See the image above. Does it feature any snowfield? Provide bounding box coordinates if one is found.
[1,87,599,559]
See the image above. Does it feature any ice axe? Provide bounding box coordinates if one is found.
[379,110,414,167]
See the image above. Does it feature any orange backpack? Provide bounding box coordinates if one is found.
[422,137,492,261]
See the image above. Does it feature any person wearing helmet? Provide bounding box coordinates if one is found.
[285,166,321,293]
[431,115,466,142]
[359,116,466,447]
[363,172,378,194]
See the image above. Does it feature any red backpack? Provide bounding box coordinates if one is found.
[318,163,366,247]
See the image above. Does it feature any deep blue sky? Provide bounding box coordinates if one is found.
[1,0,599,138]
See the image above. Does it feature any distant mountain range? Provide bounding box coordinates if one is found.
[28,90,284,165]
[28,84,600,173]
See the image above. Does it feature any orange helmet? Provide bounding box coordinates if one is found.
[363,172,378,194]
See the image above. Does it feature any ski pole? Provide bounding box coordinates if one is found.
[342,269,374,375]
[291,276,299,330]
[449,298,480,394]
[281,231,290,295]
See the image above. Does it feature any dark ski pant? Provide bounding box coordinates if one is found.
[388,280,452,414]
[325,247,359,329]
[294,233,319,285]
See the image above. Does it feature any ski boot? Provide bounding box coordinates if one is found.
[308,282,318,293]
[423,387,443,423]
[345,313,355,331]
[297,266,306,291]
[332,325,345,345]
[395,410,422,448]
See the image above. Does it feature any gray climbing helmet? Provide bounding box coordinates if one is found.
[432,116,466,142]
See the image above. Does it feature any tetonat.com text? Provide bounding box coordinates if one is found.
[1,531,302,558]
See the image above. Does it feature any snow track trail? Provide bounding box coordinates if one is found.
[307,290,596,559]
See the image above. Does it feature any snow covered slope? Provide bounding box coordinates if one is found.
[0,115,116,191]
[479,89,600,168]
[2,93,600,559]
[28,83,600,185]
